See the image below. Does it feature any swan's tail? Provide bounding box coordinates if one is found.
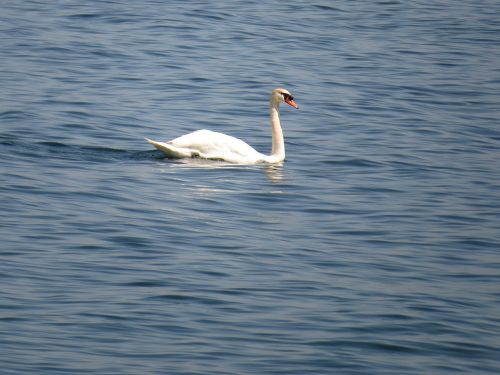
[145,138,194,158]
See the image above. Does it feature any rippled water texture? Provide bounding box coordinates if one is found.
[1,1,500,374]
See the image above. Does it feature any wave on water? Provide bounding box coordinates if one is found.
[0,134,164,163]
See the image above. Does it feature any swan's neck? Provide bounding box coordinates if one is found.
[269,102,285,163]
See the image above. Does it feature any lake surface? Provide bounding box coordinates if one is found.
[1,1,500,373]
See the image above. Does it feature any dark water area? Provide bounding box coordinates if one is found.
[1,1,500,374]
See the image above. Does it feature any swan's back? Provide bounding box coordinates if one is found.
[170,129,264,163]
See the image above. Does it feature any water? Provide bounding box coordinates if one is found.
[1,1,500,373]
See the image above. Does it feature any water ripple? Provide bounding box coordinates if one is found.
[1,1,500,374]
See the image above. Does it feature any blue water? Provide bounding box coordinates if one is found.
[1,1,500,373]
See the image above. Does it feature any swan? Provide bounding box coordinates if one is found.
[145,87,299,164]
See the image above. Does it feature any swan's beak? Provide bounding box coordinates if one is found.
[285,98,299,109]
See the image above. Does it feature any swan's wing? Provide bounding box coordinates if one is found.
[170,130,263,160]
[147,130,266,163]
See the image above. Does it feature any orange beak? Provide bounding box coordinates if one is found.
[285,98,299,109]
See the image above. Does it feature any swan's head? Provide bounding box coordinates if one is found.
[271,88,299,109]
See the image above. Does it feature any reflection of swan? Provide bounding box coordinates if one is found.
[265,164,284,183]
[146,88,299,164]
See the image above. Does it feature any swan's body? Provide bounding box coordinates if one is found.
[146,88,299,164]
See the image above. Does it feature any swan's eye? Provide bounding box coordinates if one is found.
[283,93,293,101]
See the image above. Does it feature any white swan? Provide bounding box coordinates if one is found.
[146,88,299,164]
